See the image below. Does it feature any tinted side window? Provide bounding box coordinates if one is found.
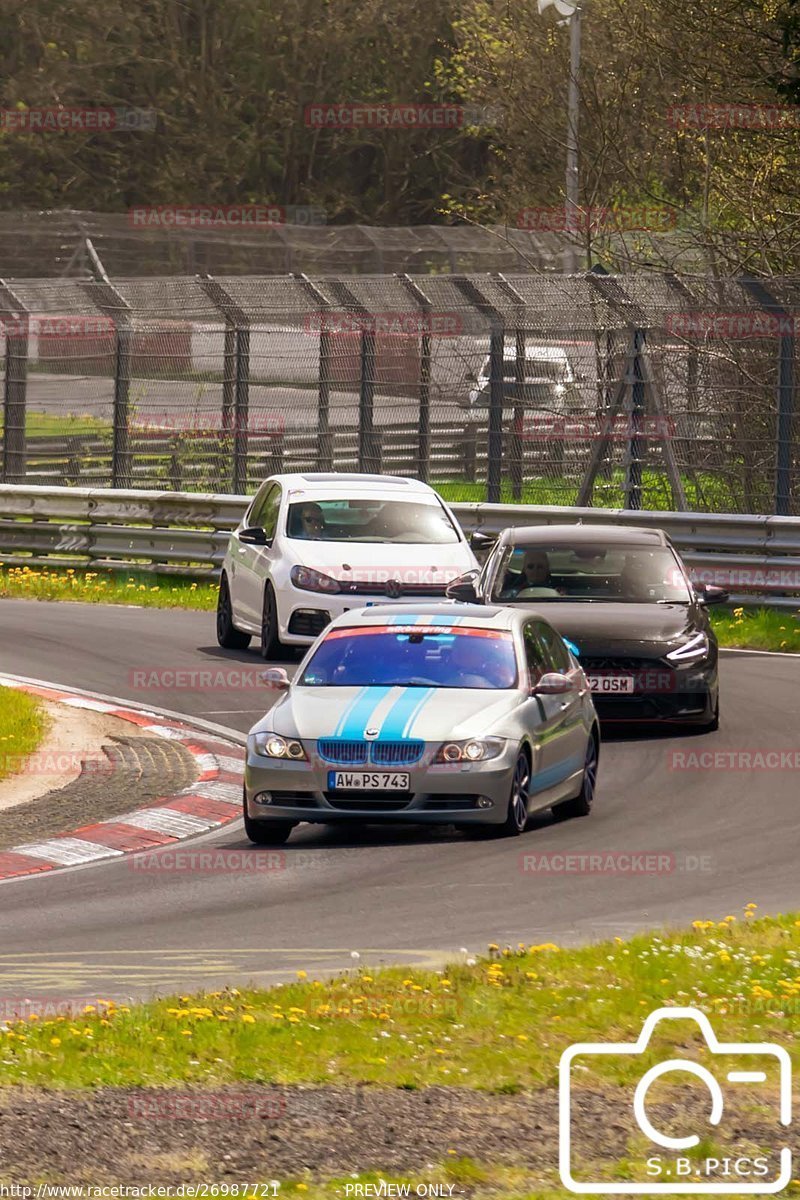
[489,547,514,602]
[260,486,282,538]
[523,622,550,685]
[536,622,572,673]
[248,483,275,529]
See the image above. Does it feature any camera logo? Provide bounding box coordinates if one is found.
[559,1007,791,1194]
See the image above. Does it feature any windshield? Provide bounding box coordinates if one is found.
[300,626,518,689]
[491,545,692,603]
[481,358,569,382]
[286,499,459,544]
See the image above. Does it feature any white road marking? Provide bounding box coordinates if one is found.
[61,698,121,713]
[119,808,220,836]
[13,838,124,865]
[181,780,242,805]
[215,754,246,775]
[193,753,219,775]
[141,724,192,740]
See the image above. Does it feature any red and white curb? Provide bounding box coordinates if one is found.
[0,676,246,882]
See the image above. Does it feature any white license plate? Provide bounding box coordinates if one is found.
[328,770,411,790]
[587,675,635,694]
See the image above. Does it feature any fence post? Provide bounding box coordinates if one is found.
[326,280,380,473]
[495,275,532,501]
[0,281,29,484]
[398,274,433,482]
[295,274,333,470]
[198,276,251,493]
[624,328,647,510]
[80,240,133,488]
[740,276,795,517]
[453,278,504,503]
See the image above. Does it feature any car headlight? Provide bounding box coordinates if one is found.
[435,737,505,763]
[252,732,307,760]
[290,565,341,594]
[665,632,710,665]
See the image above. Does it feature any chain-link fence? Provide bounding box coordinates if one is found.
[1,266,798,513]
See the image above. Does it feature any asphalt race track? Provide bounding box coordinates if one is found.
[1,597,798,1002]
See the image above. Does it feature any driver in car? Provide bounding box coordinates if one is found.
[501,550,561,599]
[297,503,326,540]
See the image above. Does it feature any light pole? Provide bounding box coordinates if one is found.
[537,0,582,272]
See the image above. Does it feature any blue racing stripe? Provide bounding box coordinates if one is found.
[335,686,393,739]
[378,686,435,740]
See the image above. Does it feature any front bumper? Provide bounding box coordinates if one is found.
[584,659,718,724]
[279,590,452,645]
[244,740,519,824]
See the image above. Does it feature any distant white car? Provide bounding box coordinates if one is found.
[216,473,479,657]
[462,345,582,412]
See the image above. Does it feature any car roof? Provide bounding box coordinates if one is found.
[326,603,528,631]
[482,346,570,362]
[500,523,668,547]
[266,472,436,494]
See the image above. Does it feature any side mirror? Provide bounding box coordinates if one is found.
[239,526,269,546]
[469,529,497,552]
[446,570,480,604]
[695,582,729,606]
[261,667,290,690]
[532,671,574,696]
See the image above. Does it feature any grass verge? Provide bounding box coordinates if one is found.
[1,906,798,1089]
[710,605,800,653]
[0,686,46,783]
[0,565,217,610]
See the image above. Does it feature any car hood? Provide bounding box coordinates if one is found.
[286,539,477,584]
[510,601,698,654]
[253,685,521,743]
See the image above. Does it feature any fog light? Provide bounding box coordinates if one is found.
[254,792,272,805]
[477,797,493,809]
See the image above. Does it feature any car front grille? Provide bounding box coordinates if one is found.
[324,794,412,811]
[269,791,319,806]
[581,656,665,673]
[317,739,425,766]
[338,581,449,597]
[288,610,331,637]
[370,740,425,765]
[317,739,369,765]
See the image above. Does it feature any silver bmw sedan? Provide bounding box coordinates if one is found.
[243,603,600,844]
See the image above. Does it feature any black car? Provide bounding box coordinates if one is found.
[446,524,727,728]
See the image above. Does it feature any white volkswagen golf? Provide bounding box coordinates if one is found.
[216,473,479,657]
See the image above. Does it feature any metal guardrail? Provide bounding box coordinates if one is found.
[1,483,799,607]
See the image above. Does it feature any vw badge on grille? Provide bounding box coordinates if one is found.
[385,578,403,599]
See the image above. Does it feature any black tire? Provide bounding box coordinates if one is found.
[260,582,283,660]
[705,694,720,732]
[499,750,531,837]
[553,732,598,821]
[243,808,294,846]
[458,750,532,839]
[216,573,251,650]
